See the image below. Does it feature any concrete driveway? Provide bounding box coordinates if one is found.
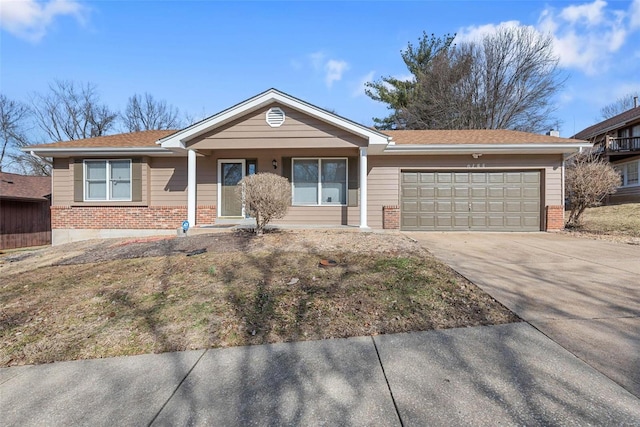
[405,232,640,398]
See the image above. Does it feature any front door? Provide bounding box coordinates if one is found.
[219,160,245,217]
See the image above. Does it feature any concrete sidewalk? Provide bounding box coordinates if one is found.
[406,232,640,400]
[2,323,639,426]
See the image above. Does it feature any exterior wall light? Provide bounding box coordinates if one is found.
[272,159,278,169]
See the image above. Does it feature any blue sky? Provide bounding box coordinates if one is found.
[1,0,639,138]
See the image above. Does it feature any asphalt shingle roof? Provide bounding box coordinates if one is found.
[383,129,586,145]
[0,172,51,201]
[24,130,176,149]
[572,107,640,140]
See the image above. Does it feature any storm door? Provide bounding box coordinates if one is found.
[219,160,245,217]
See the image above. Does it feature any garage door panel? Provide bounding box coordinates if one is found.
[454,173,469,183]
[420,201,435,213]
[402,186,418,198]
[523,172,540,183]
[488,201,504,213]
[400,171,541,231]
[453,215,470,227]
[437,173,452,183]
[454,201,469,212]
[419,173,435,183]
[505,187,522,198]
[402,201,418,212]
[471,201,487,213]
[454,187,470,197]
[403,173,418,184]
[402,215,418,228]
[436,187,452,197]
[523,216,539,226]
[419,187,435,198]
[419,215,435,227]
[436,201,452,212]
[487,187,503,198]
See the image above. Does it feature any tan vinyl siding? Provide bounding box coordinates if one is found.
[149,157,187,206]
[188,105,367,150]
[367,154,563,229]
[52,158,73,206]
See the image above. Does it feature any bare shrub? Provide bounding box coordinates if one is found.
[237,173,291,236]
[565,152,621,227]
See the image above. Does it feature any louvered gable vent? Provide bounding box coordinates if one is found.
[266,107,285,127]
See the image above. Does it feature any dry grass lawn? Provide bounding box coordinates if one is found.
[0,230,518,367]
[566,203,640,242]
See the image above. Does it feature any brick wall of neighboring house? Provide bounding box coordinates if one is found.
[382,205,400,229]
[545,205,564,231]
[51,206,216,229]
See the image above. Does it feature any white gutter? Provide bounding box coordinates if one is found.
[22,147,176,157]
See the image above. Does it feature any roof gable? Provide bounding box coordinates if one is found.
[159,88,389,149]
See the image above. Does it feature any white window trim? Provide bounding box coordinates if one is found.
[615,159,640,188]
[84,159,132,202]
[291,157,348,206]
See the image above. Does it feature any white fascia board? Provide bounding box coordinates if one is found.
[383,143,593,155]
[22,147,175,157]
[159,89,390,148]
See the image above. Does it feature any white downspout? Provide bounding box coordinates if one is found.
[359,147,369,229]
[188,149,197,227]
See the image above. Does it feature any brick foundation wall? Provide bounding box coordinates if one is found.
[545,205,564,231]
[51,205,216,229]
[383,205,400,229]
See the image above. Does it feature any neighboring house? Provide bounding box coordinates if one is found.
[0,172,52,249]
[24,89,590,245]
[573,104,640,204]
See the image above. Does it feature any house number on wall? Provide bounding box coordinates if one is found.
[467,163,486,168]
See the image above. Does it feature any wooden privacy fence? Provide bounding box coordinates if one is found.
[0,200,51,250]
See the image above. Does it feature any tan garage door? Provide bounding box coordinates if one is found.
[401,171,541,231]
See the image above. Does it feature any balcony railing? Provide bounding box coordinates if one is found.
[605,136,640,153]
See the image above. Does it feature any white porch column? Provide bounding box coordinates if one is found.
[187,149,197,227]
[359,147,369,229]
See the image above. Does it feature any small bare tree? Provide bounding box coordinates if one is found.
[237,173,291,236]
[122,93,182,132]
[565,152,621,227]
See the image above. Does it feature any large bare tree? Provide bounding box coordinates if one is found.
[366,26,564,133]
[599,92,639,120]
[31,80,117,142]
[0,94,31,172]
[122,93,181,132]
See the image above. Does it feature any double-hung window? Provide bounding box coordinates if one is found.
[292,158,347,205]
[615,160,640,187]
[84,160,132,201]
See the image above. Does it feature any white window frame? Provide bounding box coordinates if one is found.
[615,159,640,188]
[291,158,348,206]
[84,159,132,201]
